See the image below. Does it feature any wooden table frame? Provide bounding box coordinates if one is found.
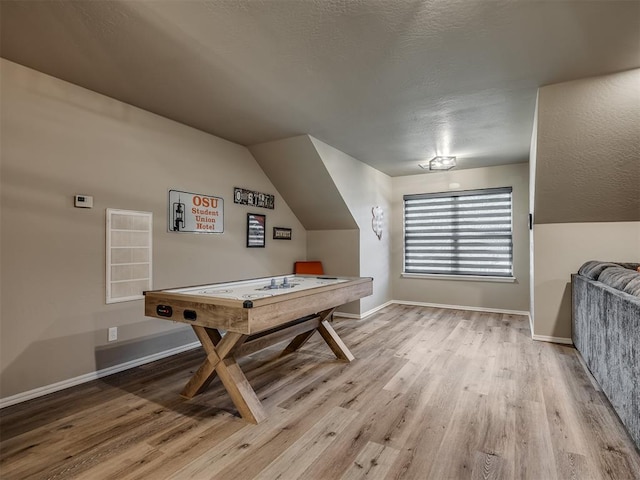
[182,308,353,423]
[144,275,372,423]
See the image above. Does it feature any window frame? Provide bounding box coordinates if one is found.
[402,187,515,281]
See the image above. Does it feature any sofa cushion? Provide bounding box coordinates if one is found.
[623,276,640,297]
[578,261,621,280]
[598,266,638,291]
[616,262,640,271]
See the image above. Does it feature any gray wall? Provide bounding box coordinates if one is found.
[249,136,357,230]
[249,135,365,314]
[531,69,640,339]
[0,60,306,399]
[391,163,530,312]
[11,59,635,400]
[251,135,393,314]
[534,69,640,224]
[533,222,640,339]
[307,229,360,315]
[306,230,360,279]
[311,138,393,314]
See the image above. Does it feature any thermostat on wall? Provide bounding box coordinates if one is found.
[74,194,93,208]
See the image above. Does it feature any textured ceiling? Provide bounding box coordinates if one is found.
[1,1,639,177]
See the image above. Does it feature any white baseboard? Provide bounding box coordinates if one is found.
[528,312,534,337]
[531,334,573,345]
[0,341,201,410]
[396,300,571,345]
[1,302,570,409]
[392,300,530,317]
[363,301,395,317]
[335,300,528,319]
[333,301,572,348]
[334,300,395,320]
[333,312,361,319]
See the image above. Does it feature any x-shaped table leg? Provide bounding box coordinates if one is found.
[181,326,266,424]
[281,308,355,362]
[181,309,353,423]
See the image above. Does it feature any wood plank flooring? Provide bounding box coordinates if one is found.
[1,305,639,479]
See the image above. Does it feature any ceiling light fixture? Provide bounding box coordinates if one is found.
[430,156,456,171]
[419,156,457,171]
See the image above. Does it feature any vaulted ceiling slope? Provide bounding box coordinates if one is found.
[249,135,358,230]
[1,1,639,176]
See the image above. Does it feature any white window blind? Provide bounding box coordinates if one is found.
[403,187,513,277]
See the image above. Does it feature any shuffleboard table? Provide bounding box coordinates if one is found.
[144,274,373,423]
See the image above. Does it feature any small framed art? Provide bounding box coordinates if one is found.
[273,227,292,240]
[247,213,266,248]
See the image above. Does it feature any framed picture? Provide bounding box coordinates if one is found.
[247,213,266,248]
[273,227,292,240]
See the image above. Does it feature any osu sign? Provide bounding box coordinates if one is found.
[168,189,224,234]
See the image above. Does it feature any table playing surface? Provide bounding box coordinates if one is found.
[164,275,349,301]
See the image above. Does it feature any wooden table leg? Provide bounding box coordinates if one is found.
[181,326,223,398]
[280,308,334,357]
[181,309,353,423]
[317,318,355,362]
[181,326,265,423]
[280,308,354,362]
[279,329,317,357]
[215,357,267,424]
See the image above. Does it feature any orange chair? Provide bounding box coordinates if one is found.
[294,261,324,275]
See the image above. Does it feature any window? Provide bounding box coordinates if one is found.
[403,187,513,278]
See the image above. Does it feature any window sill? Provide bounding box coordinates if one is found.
[401,273,516,283]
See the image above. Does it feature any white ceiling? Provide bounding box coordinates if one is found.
[1,1,639,177]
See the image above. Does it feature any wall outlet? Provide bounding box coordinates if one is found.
[108,327,118,342]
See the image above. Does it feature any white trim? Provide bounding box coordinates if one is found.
[333,312,360,319]
[335,301,569,348]
[392,300,529,316]
[0,341,200,410]
[334,300,395,320]
[527,311,572,345]
[531,334,573,345]
[362,301,394,318]
[0,303,567,409]
[401,273,516,283]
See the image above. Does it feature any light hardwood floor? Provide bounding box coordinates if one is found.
[1,305,639,479]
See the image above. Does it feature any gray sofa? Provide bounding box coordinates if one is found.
[572,261,640,451]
